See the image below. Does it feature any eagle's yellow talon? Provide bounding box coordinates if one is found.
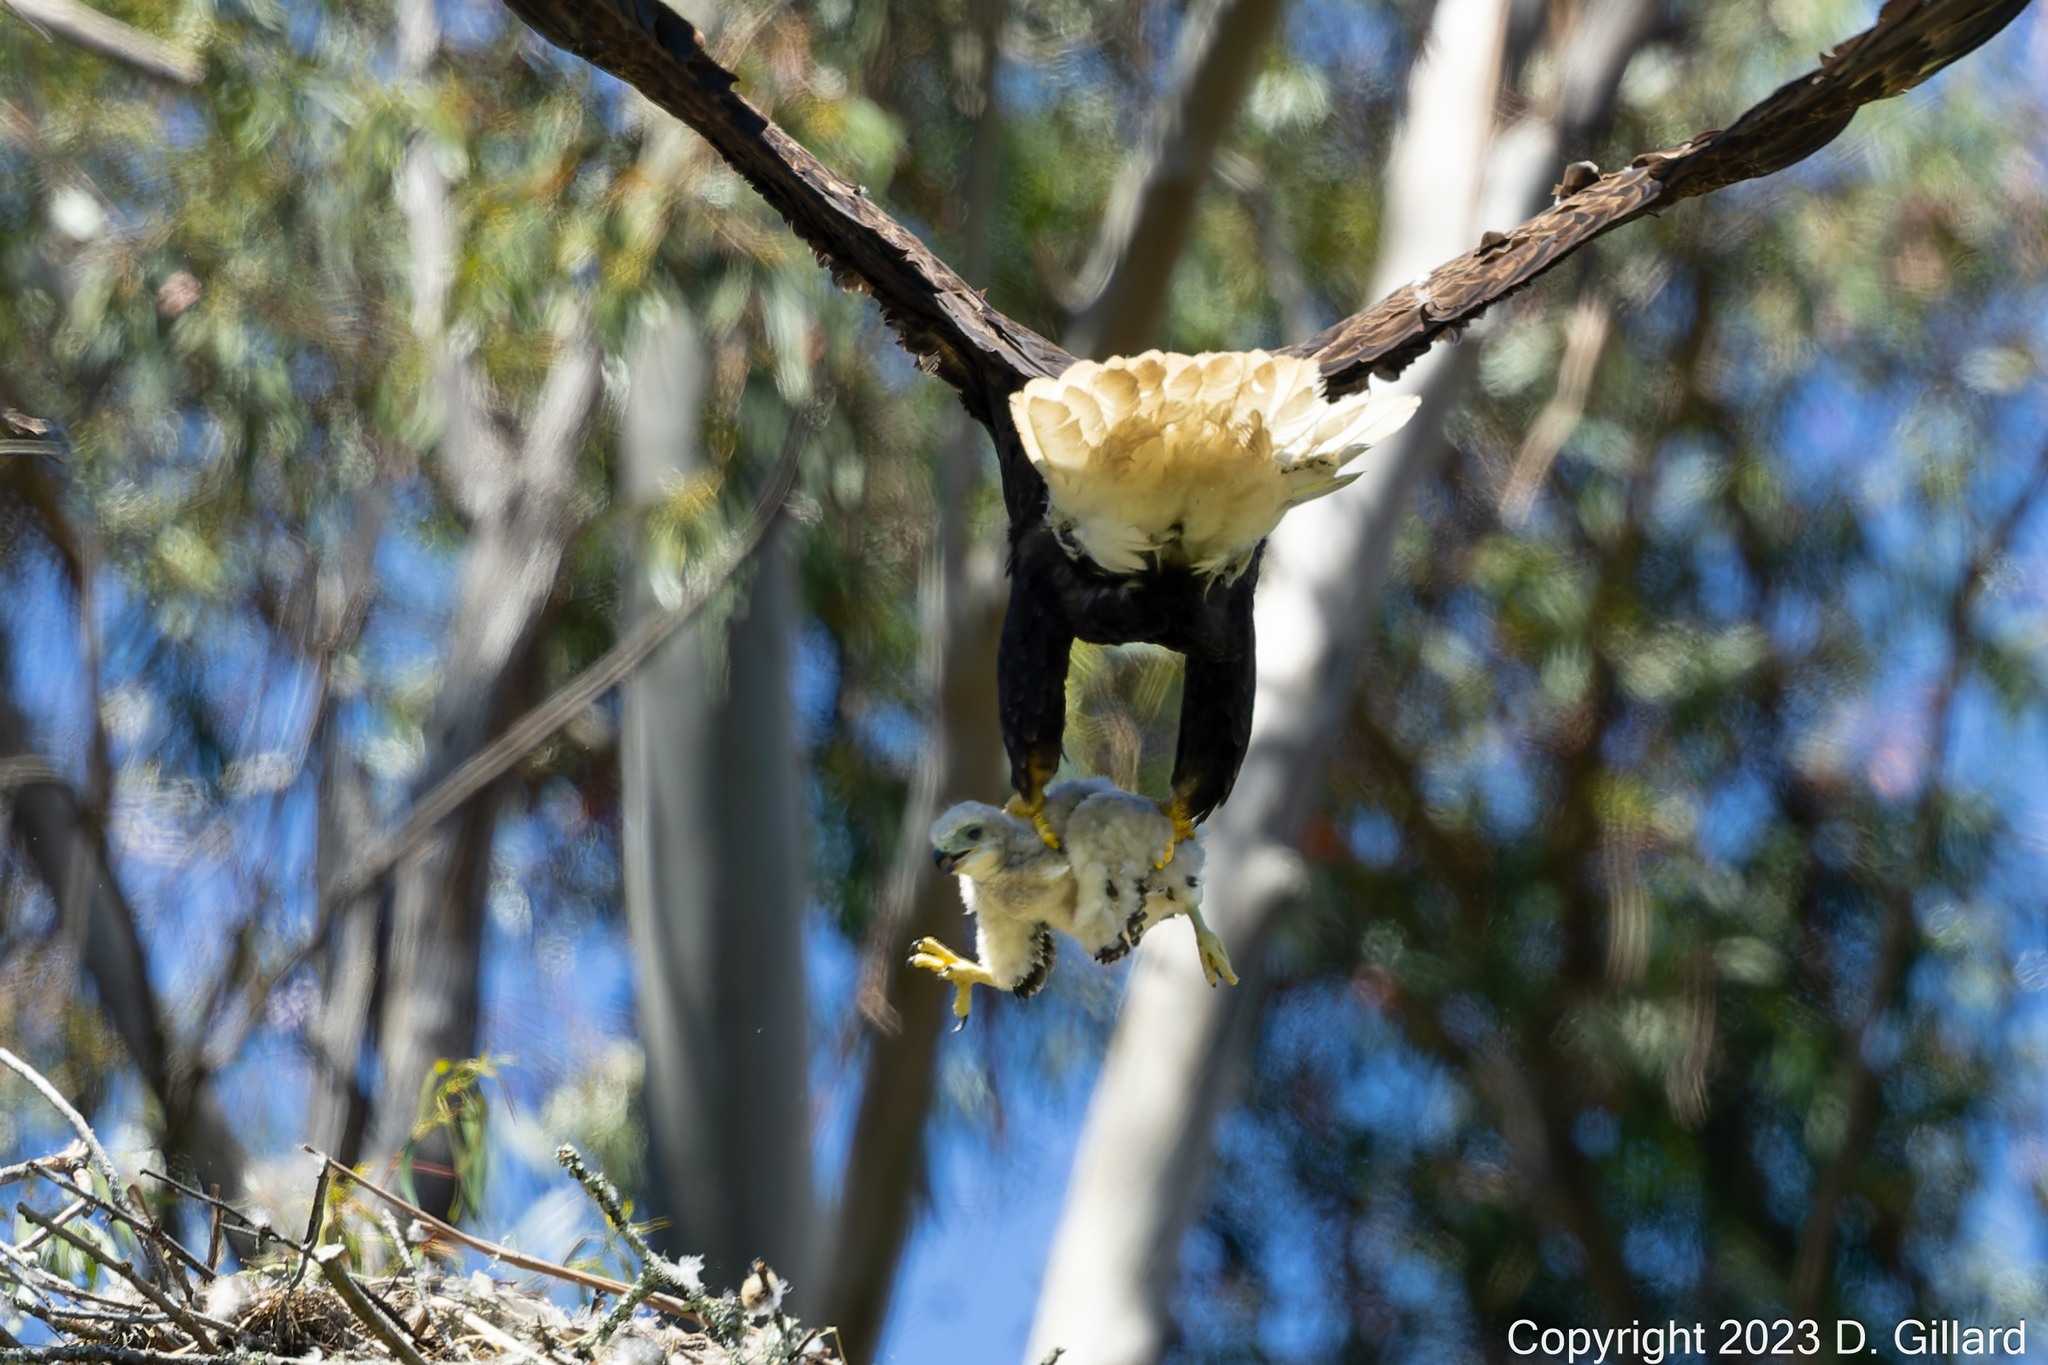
[1005,792,1063,850]
[1187,909,1238,987]
[1153,798,1197,870]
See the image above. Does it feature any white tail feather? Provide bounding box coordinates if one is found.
[1010,350,1421,579]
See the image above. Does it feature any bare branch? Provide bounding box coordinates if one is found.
[0,1347,252,1364]
[33,1166,214,1284]
[0,680,246,1194]
[1063,0,1289,357]
[13,1205,219,1352]
[0,1048,136,1224]
[300,1149,703,1325]
[311,1246,430,1365]
[0,0,202,86]
[556,1145,708,1346]
[321,409,810,910]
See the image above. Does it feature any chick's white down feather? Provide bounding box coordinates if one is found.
[1009,350,1421,581]
[928,801,1071,991]
[929,779,1207,987]
[1062,786,1205,961]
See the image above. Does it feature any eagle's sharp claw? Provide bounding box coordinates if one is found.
[1004,792,1063,850]
[1152,798,1196,869]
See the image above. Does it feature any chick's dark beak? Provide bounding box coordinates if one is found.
[932,848,962,875]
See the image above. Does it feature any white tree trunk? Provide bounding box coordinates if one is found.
[1025,0,1652,1358]
[620,304,812,1291]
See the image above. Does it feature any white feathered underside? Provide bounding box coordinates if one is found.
[950,844,1071,991]
[968,893,1057,991]
[1010,350,1422,580]
[1062,787,1206,952]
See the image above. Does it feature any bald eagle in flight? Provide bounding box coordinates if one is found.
[504,0,2028,848]
[1000,351,1416,856]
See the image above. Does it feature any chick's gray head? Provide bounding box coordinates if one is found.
[929,801,1034,880]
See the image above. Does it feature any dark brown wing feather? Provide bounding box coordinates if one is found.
[1284,0,2034,399]
[499,0,1074,409]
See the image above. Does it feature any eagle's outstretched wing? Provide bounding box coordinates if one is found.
[498,0,1075,413]
[1283,0,2034,398]
[503,0,2029,421]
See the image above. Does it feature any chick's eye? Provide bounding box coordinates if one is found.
[963,825,983,841]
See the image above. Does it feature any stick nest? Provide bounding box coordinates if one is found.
[0,1049,838,1365]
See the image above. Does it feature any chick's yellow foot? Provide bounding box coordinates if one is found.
[1185,909,1239,988]
[1004,793,1063,851]
[908,935,997,1025]
[1152,798,1198,870]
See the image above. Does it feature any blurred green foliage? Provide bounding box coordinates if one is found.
[1,0,2044,1357]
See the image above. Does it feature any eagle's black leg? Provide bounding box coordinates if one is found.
[1170,645,1257,824]
[1162,579,1258,859]
[997,562,1073,849]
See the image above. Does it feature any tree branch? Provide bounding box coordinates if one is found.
[0,677,247,1195]
[327,414,807,911]
[1,0,202,87]
[1062,0,1289,357]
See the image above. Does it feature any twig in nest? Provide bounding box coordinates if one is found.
[286,1157,332,1291]
[552,1145,655,1262]
[205,1183,224,1271]
[311,1244,431,1365]
[298,1147,702,1323]
[18,1195,90,1252]
[0,1048,140,1225]
[0,1348,268,1364]
[14,1203,223,1351]
[35,1165,215,1283]
[140,1168,281,1242]
[0,1237,63,1306]
[555,1144,708,1345]
[2,1145,87,1187]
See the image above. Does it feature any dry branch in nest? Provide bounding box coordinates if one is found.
[0,1050,838,1365]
